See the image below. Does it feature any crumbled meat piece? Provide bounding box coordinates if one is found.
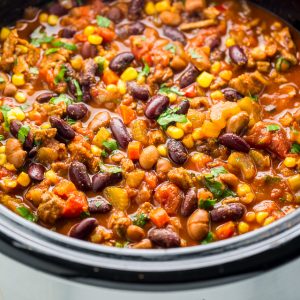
[168,167,194,191]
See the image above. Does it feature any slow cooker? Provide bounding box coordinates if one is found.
[1,1,300,299]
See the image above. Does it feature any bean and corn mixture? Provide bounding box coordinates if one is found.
[0,0,299,249]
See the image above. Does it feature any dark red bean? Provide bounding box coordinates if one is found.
[163,26,186,45]
[109,52,135,73]
[60,28,76,38]
[82,84,92,103]
[219,133,250,153]
[28,163,46,181]
[229,45,248,66]
[222,88,244,101]
[144,95,170,119]
[9,120,22,137]
[23,131,34,151]
[80,58,97,86]
[92,172,122,192]
[50,116,75,142]
[176,99,190,115]
[36,92,57,103]
[205,35,221,50]
[110,117,132,148]
[106,7,123,23]
[117,22,145,39]
[181,188,198,217]
[210,203,246,222]
[128,0,145,20]
[68,218,98,240]
[167,139,188,165]
[127,82,150,101]
[148,228,180,248]
[66,103,88,120]
[69,161,91,191]
[179,65,200,88]
[48,3,68,16]
[88,196,112,214]
[81,42,97,59]
[28,147,38,158]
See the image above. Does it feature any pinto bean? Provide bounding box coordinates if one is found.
[36,92,57,103]
[226,112,250,135]
[181,188,198,217]
[81,42,97,59]
[66,103,88,120]
[88,111,111,132]
[5,138,26,168]
[160,11,181,26]
[229,45,248,66]
[163,26,186,45]
[210,203,246,222]
[179,65,200,88]
[139,145,160,170]
[187,209,209,241]
[92,172,122,192]
[176,99,190,115]
[127,82,150,101]
[68,218,99,240]
[221,88,243,102]
[69,161,91,191]
[109,52,135,73]
[49,116,75,142]
[88,196,112,214]
[128,0,145,20]
[144,95,170,119]
[167,139,188,165]
[3,83,17,97]
[127,225,145,242]
[131,238,152,249]
[28,163,45,181]
[148,228,180,248]
[219,133,250,153]
[110,117,132,148]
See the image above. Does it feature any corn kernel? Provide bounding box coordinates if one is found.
[256,211,269,224]
[238,222,250,234]
[91,145,102,156]
[15,91,27,103]
[219,70,233,81]
[237,183,251,196]
[192,128,204,140]
[93,127,111,147]
[0,146,5,153]
[225,37,236,47]
[48,14,59,26]
[0,27,11,41]
[242,193,255,204]
[16,45,28,54]
[0,154,6,165]
[145,1,156,15]
[71,55,83,70]
[157,144,167,157]
[117,80,127,95]
[182,134,194,149]
[263,216,275,226]
[45,170,59,184]
[166,126,184,139]
[3,178,17,188]
[245,212,256,222]
[4,163,16,171]
[7,107,25,122]
[287,174,300,192]
[84,25,95,36]
[12,74,25,87]
[210,61,221,74]
[40,122,51,129]
[176,119,192,133]
[168,92,177,103]
[106,84,118,93]
[88,34,103,45]
[17,172,31,187]
[155,0,171,12]
[197,71,214,88]
[136,75,145,84]
[284,157,296,168]
[210,90,224,101]
[121,67,138,82]
[39,13,48,23]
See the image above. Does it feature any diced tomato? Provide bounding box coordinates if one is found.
[102,69,119,85]
[62,191,88,218]
[119,104,137,125]
[214,4,227,12]
[184,84,197,98]
[216,221,235,240]
[39,67,55,90]
[97,27,116,42]
[74,33,88,42]
[150,207,170,228]
[53,180,77,199]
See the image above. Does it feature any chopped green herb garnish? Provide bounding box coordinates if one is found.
[95,56,106,74]
[164,43,177,54]
[248,92,258,102]
[138,62,150,80]
[275,57,290,72]
[102,139,118,151]
[101,150,109,158]
[71,79,83,101]
[201,232,214,245]
[291,142,300,154]
[96,15,111,28]
[17,125,30,144]
[204,175,237,199]
[65,117,76,125]
[30,27,54,47]
[0,135,4,141]
[210,166,228,177]
[45,48,59,55]
[0,77,5,83]
[99,164,122,174]
[80,211,91,219]
[54,65,67,85]
[115,241,129,248]
[157,107,187,130]
[159,84,184,96]
[0,105,11,130]
[52,40,77,51]
[266,124,280,132]
[49,94,73,105]
[189,48,203,59]
[29,67,39,75]
[199,199,217,210]
[16,206,38,222]
[132,213,149,228]
[264,175,281,184]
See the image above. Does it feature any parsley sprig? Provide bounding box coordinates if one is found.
[157,107,187,130]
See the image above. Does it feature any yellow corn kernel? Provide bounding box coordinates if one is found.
[3,178,17,188]
[17,172,31,187]
[192,128,204,140]
[284,157,296,168]
[287,174,300,192]
[263,216,275,226]
[40,122,51,130]
[256,211,269,224]
[210,90,224,101]
[136,75,145,84]
[7,107,25,122]
[121,67,138,82]
[145,1,156,15]
[166,126,184,139]
[176,119,192,133]
[70,55,83,70]
[238,222,250,234]
[91,145,102,156]
[157,144,167,157]
[197,71,214,88]
[0,27,10,41]
[182,134,194,149]
[0,146,5,153]
[106,84,118,93]
[15,91,27,103]
[155,0,171,12]
[88,34,103,45]
[0,154,6,165]
[210,61,221,74]
[219,70,233,81]
[93,127,111,147]
[168,92,177,103]
[45,170,59,184]
[39,13,48,23]
[16,45,28,54]
[47,14,59,26]
[84,25,95,36]
[245,211,256,222]
[12,74,25,87]
[117,80,127,94]
[237,183,251,196]
[225,37,236,48]
[4,163,16,171]
[242,193,255,204]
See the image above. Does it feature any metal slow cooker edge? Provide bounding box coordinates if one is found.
[0,0,300,290]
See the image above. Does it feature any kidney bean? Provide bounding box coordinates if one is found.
[69,161,91,191]
[226,112,250,135]
[9,120,22,137]
[28,163,46,181]
[36,92,57,103]
[80,58,97,86]
[28,147,38,158]
[148,228,180,248]
[107,7,123,23]
[163,26,186,45]
[81,42,97,59]
[48,3,68,16]
[109,52,135,73]
[50,116,75,142]
[23,131,34,151]
[187,209,209,241]
[92,172,122,192]
[110,117,132,148]
[210,203,246,222]
[167,139,188,165]
[82,84,92,103]
[229,45,248,66]
[179,65,200,88]
[88,196,112,214]
[66,103,88,120]
[219,133,250,153]
[176,99,190,115]
[144,95,170,119]
[117,22,145,39]
[68,218,98,240]
[128,0,145,20]
[222,88,243,101]
[181,188,198,217]
[205,35,221,50]
[60,27,76,38]
[127,82,150,101]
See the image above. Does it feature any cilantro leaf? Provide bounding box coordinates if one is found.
[101,150,109,158]
[30,27,54,47]
[45,48,59,55]
[157,107,187,130]
[132,213,149,228]
[49,94,73,105]
[264,175,281,184]
[199,198,217,210]
[16,206,38,222]
[17,125,30,144]
[164,43,177,54]
[266,124,280,132]
[248,92,258,102]
[71,79,83,101]
[54,65,67,85]
[159,84,184,96]
[138,62,150,80]
[210,166,228,177]
[102,139,118,151]
[291,142,300,154]
[204,175,237,199]
[0,76,5,83]
[65,117,76,125]
[52,40,77,51]
[99,164,122,174]
[0,135,4,141]
[0,105,11,130]
[201,232,214,245]
[95,56,106,74]
[97,16,111,28]
[275,57,290,72]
